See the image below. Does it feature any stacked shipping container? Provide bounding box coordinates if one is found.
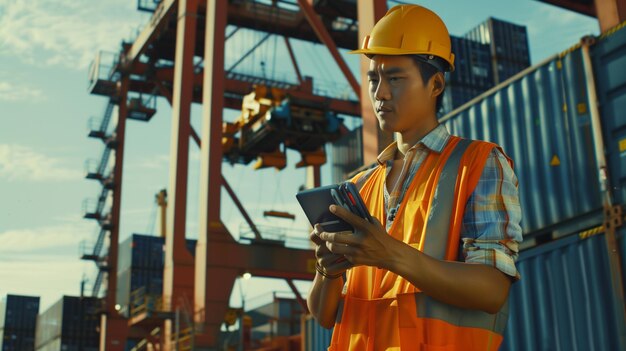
[0,295,39,351]
[34,296,100,351]
[465,17,531,84]
[247,296,305,341]
[441,23,626,351]
[444,18,531,113]
[331,126,363,184]
[116,234,197,318]
[444,35,493,113]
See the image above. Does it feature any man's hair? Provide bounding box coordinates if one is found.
[410,56,445,113]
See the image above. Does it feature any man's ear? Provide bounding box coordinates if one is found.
[431,72,445,98]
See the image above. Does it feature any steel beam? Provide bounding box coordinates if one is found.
[357,0,393,165]
[190,126,201,147]
[130,64,361,116]
[595,0,626,32]
[227,0,358,49]
[297,0,360,97]
[305,165,321,188]
[226,32,272,74]
[222,176,263,240]
[122,0,177,68]
[284,36,304,84]
[153,79,173,104]
[99,76,130,351]
[538,0,596,16]
[195,0,229,347]
[286,279,310,314]
[164,0,198,348]
[188,130,262,241]
[581,37,626,348]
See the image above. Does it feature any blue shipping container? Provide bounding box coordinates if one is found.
[441,23,626,350]
[503,233,623,350]
[0,295,39,351]
[302,315,333,351]
[441,39,601,236]
[592,24,626,206]
[35,296,100,351]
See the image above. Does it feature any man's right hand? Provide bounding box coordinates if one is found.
[311,224,353,277]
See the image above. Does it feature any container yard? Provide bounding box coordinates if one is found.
[1,0,625,350]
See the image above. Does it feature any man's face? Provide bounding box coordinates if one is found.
[367,55,437,133]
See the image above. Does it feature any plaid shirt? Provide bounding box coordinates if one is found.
[357,124,522,280]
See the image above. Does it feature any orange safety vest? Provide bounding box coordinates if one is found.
[329,136,512,351]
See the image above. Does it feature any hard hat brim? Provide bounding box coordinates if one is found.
[348,47,455,72]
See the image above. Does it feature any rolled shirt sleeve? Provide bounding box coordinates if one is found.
[461,148,523,281]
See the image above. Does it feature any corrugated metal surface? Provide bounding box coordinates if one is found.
[449,35,493,89]
[1,295,39,330]
[593,24,626,206]
[502,233,623,350]
[35,299,63,350]
[118,234,196,273]
[117,234,196,317]
[465,17,531,84]
[119,234,197,272]
[35,296,100,351]
[0,298,5,329]
[0,295,39,351]
[441,46,602,235]
[248,297,304,341]
[441,24,626,349]
[331,127,363,183]
[301,315,332,351]
[443,85,487,114]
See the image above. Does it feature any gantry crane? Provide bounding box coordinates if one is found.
[83,1,391,349]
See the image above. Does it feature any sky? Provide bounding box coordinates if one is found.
[0,0,600,314]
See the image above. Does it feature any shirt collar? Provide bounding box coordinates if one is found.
[377,124,451,165]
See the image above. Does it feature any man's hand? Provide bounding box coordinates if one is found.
[311,224,352,276]
[318,205,403,270]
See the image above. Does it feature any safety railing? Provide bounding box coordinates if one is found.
[239,223,310,248]
[137,0,162,12]
[88,51,119,96]
[130,286,165,318]
[127,93,157,121]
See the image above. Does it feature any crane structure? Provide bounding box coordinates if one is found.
[82,0,623,350]
[84,0,389,349]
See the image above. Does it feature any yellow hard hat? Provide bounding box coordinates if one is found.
[349,4,455,72]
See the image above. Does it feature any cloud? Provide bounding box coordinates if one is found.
[0,215,93,255]
[0,0,148,70]
[0,258,93,311]
[132,154,170,170]
[0,144,81,182]
[0,214,96,310]
[0,80,44,102]
[524,4,599,62]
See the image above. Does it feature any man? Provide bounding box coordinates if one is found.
[307,4,522,351]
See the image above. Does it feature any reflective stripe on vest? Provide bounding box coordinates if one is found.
[422,138,472,260]
[413,292,509,335]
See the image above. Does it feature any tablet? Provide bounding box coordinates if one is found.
[296,183,372,232]
[296,184,354,232]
